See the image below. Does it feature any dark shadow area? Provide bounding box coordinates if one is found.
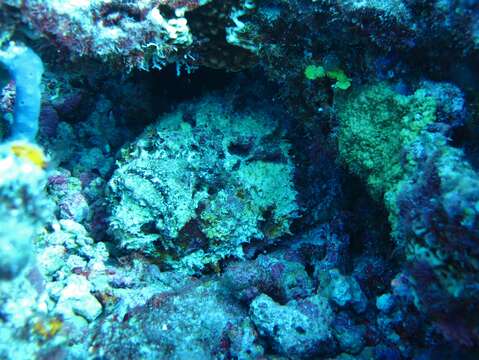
[340,171,393,259]
[138,64,236,108]
[451,121,479,171]
[103,64,237,135]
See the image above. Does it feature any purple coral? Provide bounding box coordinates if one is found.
[391,132,479,345]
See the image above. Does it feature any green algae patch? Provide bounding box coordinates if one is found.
[305,64,351,90]
[305,65,326,80]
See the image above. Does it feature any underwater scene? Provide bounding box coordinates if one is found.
[1,0,479,359]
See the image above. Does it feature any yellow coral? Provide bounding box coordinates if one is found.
[33,318,63,339]
[10,141,46,168]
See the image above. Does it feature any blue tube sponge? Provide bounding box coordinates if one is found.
[0,42,44,141]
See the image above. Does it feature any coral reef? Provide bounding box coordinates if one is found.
[336,80,479,348]
[1,0,479,358]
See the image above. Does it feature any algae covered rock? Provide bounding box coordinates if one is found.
[222,253,313,304]
[336,83,436,200]
[317,269,367,314]
[390,133,479,342]
[18,0,260,71]
[91,279,263,359]
[250,293,336,359]
[108,93,298,272]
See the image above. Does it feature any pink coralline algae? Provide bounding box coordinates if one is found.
[21,0,197,70]
[159,0,203,12]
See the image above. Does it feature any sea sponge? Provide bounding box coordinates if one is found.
[0,42,44,142]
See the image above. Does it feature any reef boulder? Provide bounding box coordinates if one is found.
[108,92,298,272]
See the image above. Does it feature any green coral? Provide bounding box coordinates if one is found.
[336,83,436,200]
